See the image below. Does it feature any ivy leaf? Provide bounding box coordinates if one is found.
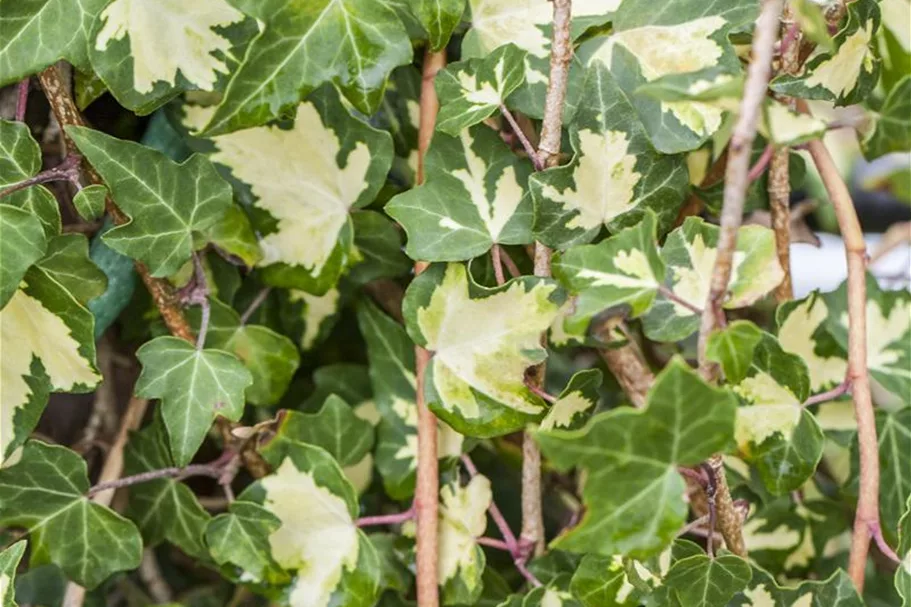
[0,204,46,309]
[207,205,262,268]
[88,0,254,113]
[205,501,289,586]
[705,320,763,385]
[552,211,664,335]
[664,551,751,607]
[540,369,601,432]
[264,397,375,468]
[0,540,24,606]
[533,64,688,249]
[0,441,142,588]
[135,336,252,466]
[792,0,834,52]
[862,75,911,159]
[898,496,911,605]
[569,554,642,607]
[183,88,393,294]
[435,44,527,135]
[404,263,564,437]
[517,584,582,607]
[123,418,210,560]
[0,120,60,238]
[201,0,413,135]
[878,0,911,90]
[357,300,463,500]
[439,475,492,604]
[1,258,101,461]
[536,358,737,558]
[0,0,105,85]
[239,442,382,607]
[31,234,107,306]
[67,126,233,277]
[387,124,533,261]
[762,100,829,148]
[772,0,881,106]
[730,566,863,606]
[408,0,465,51]
[776,292,847,394]
[282,288,341,352]
[348,210,412,286]
[578,0,757,153]
[641,218,783,342]
[203,299,300,406]
[72,184,107,222]
[825,275,910,401]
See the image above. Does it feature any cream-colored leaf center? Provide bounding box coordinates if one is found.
[576,248,659,289]
[540,392,593,431]
[671,234,743,317]
[805,20,875,98]
[778,297,846,391]
[289,288,340,350]
[438,475,491,583]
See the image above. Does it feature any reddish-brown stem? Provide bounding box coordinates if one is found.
[526,381,557,404]
[476,537,512,551]
[16,78,29,122]
[239,287,272,325]
[189,254,210,350]
[500,105,544,171]
[414,47,446,607]
[356,506,415,528]
[86,457,230,497]
[491,245,506,286]
[802,378,851,407]
[658,285,703,316]
[498,246,522,278]
[0,153,82,200]
[747,143,775,182]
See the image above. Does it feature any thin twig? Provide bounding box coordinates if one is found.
[802,378,851,407]
[15,78,29,122]
[501,105,544,171]
[701,462,718,558]
[356,506,415,528]
[239,287,271,325]
[677,514,711,538]
[747,143,775,182]
[0,153,82,200]
[491,245,506,286]
[476,537,512,551]
[139,549,173,603]
[86,463,223,497]
[526,381,557,404]
[191,254,210,350]
[658,285,703,316]
[498,246,522,278]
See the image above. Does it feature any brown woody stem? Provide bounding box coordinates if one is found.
[0,153,82,200]
[16,78,29,121]
[501,105,544,171]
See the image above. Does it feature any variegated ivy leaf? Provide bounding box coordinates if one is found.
[283,287,340,352]
[825,275,910,401]
[1,245,103,462]
[72,184,108,222]
[435,44,527,136]
[569,554,645,607]
[347,211,412,286]
[135,336,252,466]
[762,100,828,148]
[184,88,393,294]
[898,495,911,605]
[200,298,300,406]
[0,0,105,85]
[552,211,664,335]
[776,291,847,394]
[772,0,881,106]
[792,0,834,52]
[439,474,492,605]
[709,326,824,495]
[242,441,382,607]
[0,540,25,607]
[532,64,688,249]
[88,0,255,113]
[862,75,911,159]
[404,263,564,437]
[664,551,751,607]
[540,369,601,432]
[208,204,262,268]
[201,0,412,135]
[641,218,784,343]
[729,566,863,607]
[515,584,581,607]
[578,0,757,153]
[0,441,142,589]
[123,417,210,560]
[387,124,533,261]
[206,501,289,586]
[537,358,737,558]
[374,66,421,187]
[357,300,463,500]
[408,0,465,51]
[0,204,46,309]
[67,126,233,277]
[877,0,911,90]
[0,120,61,238]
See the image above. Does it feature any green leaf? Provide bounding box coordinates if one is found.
[0,540,26,607]
[88,0,255,113]
[404,263,564,437]
[776,291,847,394]
[67,126,233,277]
[207,204,262,268]
[0,0,106,85]
[387,124,533,261]
[72,184,107,221]
[124,418,210,560]
[135,336,252,466]
[439,475,492,604]
[435,44,527,135]
[641,218,783,342]
[205,501,289,586]
[862,75,911,159]
[792,0,834,52]
[0,441,142,588]
[516,584,582,607]
[772,0,880,106]
[664,551,751,607]
[730,566,863,606]
[552,211,665,334]
[407,0,465,51]
[877,0,911,90]
[705,320,763,385]
[348,210,412,285]
[264,397,375,468]
[201,0,413,134]
[537,358,737,558]
[531,64,688,249]
[855,409,911,537]
[357,300,463,500]
[540,369,601,432]
[0,204,46,309]
[0,120,60,238]
[569,554,642,607]
[578,0,757,153]
[238,442,382,607]
[183,88,393,294]
[898,496,911,606]
[202,299,299,406]
[762,99,829,148]
[1,260,101,461]
[31,233,107,305]
[283,287,341,352]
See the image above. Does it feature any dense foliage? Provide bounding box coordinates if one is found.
[0,0,909,606]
